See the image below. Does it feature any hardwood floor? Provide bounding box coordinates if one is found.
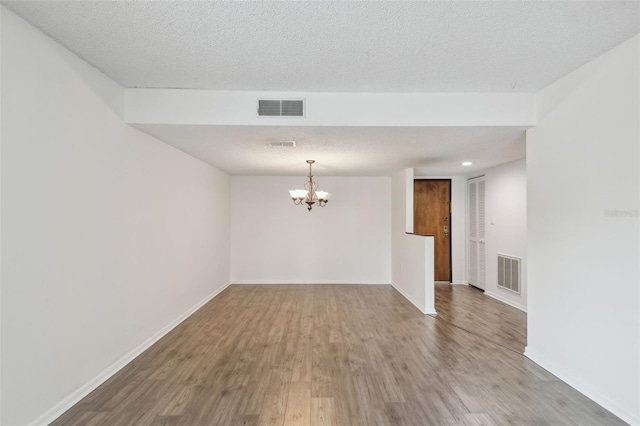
[52,285,624,426]
[434,284,527,353]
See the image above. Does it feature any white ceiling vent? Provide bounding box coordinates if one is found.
[268,140,296,147]
[258,99,305,117]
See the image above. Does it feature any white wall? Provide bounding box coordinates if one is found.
[526,35,639,424]
[0,7,4,423]
[1,8,231,425]
[414,175,467,284]
[230,176,391,284]
[482,159,527,311]
[391,169,436,314]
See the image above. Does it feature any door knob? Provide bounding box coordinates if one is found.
[444,225,449,236]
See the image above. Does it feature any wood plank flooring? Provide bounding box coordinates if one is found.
[51,285,624,425]
[434,284,527,353]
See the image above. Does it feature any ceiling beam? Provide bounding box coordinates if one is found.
[125,89,535,128]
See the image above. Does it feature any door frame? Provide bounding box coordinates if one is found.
[414,178,453,283]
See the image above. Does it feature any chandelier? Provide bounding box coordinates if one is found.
[289,160,332,211]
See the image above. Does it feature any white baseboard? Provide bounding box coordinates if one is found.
[484,290,527,312]
[390,282,437,315]
[30,281,231,426]
[232,280,390,285]
[524,347,638,426]
[451,280,468,285]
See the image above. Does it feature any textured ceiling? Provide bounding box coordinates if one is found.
[3,1,637,176]
[133,125,526,177]
[4,1,639,92]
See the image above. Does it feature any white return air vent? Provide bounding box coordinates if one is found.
[497,254,521,294]
[257,99,305,117]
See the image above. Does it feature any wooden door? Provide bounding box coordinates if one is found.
[414,180,451,282]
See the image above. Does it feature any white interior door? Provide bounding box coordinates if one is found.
[468,176,485,290]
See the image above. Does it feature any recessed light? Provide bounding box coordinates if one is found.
[461,161,473,166]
